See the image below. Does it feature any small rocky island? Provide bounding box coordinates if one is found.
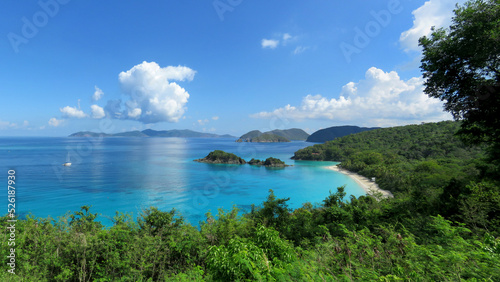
[248,157,289,167]
[194,150,246,164]
[195,150,288,167]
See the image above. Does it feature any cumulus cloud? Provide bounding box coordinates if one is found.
[251,67,451,127]
[400,0,466,52]
[212,116,219,121]
[117,61,196,123]
[261,39,279,49]
[93,86,104,101]
[91,105,105,119]
[48,118,65,127]
[60,106,87,118]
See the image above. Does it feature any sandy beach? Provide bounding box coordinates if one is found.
[326,165,393,199]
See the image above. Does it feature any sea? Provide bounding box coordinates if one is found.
[1,137,366,226]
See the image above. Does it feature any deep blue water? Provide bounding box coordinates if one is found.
[1,137,365,226]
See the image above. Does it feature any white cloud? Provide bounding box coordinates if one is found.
[48,118,65,127]
[127,108,142,118]
[23,120,29,127]
[212,116,219,121]
[118,61,196,123]
[198,119,209,125]
[93,86,104,101]
[251,67,451,127]
[60,106,87,118]
[261,39,279,49]
[91,105,105,119]
[283,33,292,41]
[0,120,16,129]
[293,46,309,55]
[400,0,466,52]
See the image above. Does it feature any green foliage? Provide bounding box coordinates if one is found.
[419,0,500,163]
[1,187,500,280]
[196,150,246,164]
[248,157,288,167]
[248,189,292,232]
[292,121,500,233]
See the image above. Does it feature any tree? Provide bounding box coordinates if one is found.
[419,0,500,160]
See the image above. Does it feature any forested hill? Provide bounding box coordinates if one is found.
[294,121,485,194]
[294,121,480,162]
[306,125,379,142]
[236,128,309,142]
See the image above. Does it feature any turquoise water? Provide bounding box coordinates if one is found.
[1,137,365,226]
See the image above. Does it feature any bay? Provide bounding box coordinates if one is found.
[1,137,366,226]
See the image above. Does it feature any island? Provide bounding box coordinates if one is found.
[194,150,246,164]
[248,157,289,167]
[70,129,236,138]
[195,150,288,167]
[236,128,309,143]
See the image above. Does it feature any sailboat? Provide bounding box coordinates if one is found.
[63,152,72,166]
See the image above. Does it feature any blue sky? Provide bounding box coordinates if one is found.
[1,0,465,137]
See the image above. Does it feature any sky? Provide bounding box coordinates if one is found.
[0,0,467,137]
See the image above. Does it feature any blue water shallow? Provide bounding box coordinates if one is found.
[1,137,366,226]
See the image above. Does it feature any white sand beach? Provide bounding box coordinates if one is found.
[326,165,393,199]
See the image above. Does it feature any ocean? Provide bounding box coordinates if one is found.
[1,137,366,226]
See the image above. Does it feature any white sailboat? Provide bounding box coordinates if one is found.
[63,152,72,166]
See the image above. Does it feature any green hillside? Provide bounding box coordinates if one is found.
[306,125,379,142]
[268,128,310,140]
[294,121,485,193]
[236,128,308,142]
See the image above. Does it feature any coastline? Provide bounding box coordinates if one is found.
[326,165,393,199]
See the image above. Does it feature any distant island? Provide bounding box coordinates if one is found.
[236,128,309,143]
[69,129,236,139]
[306,125,380,142]
[195,150,288,167]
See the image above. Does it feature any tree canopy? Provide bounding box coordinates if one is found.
[419,0,500,161]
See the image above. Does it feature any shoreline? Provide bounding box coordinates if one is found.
[325,165,393,199]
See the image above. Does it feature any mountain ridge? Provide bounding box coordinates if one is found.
[306,125,380,142]
[69,129,236,138]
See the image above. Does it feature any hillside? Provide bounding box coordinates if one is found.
[239,133,290,143]
[306,125,379,142]
[236,128,308,142]
[70,129,236,138]
[294,121,485,194]
[268,128,309,140]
